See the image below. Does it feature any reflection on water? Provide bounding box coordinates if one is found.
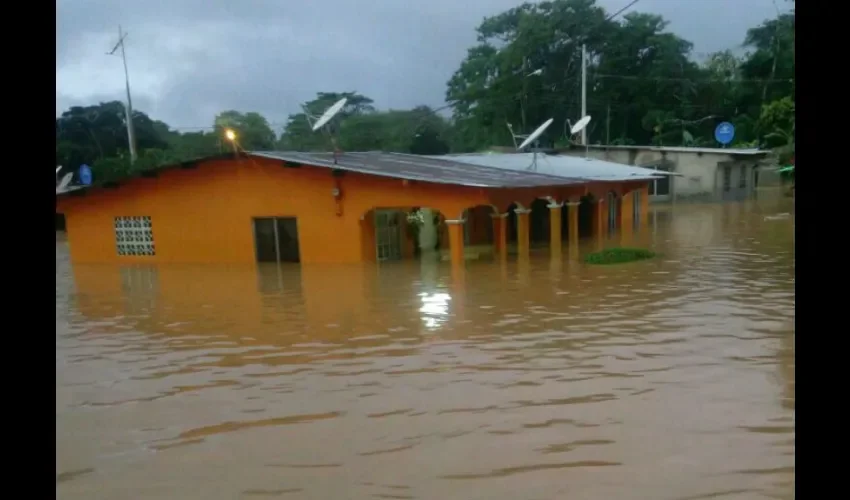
[57,199,795,500]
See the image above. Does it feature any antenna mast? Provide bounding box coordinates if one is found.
[581,44,588,146]
[108,25,137,164]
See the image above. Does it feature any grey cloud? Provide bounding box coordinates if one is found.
[57,0,784,130]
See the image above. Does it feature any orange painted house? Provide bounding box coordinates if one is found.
[55,151,652,266]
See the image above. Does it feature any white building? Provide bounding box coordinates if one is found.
[557,145,773,203]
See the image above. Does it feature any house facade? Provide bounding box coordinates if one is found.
[56,152,655,266]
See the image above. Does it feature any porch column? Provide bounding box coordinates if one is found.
[548,202,563,256]
[594,198,607,236]
[639,185,650,230]
[619,192,634,234]
[566,201,581,258]
[594,199,606,250]
[619,192,634,248]
[490,213,508,257]
[566,201,581,243]
[515,208,532,258]
[445,219,465,266]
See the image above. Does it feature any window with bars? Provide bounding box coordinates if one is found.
[114,216,156,256]
[647,165,670,196]
[739,165,747,189]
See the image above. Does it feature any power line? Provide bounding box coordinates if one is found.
[606,0,641,22]
[160,93,767,133]
[592,74,792,84]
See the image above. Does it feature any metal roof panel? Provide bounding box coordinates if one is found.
[429,153,671,181]
[249,151,591,188]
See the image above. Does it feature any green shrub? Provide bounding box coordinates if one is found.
[584,247,656,265]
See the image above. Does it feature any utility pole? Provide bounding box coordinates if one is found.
[574,0,641,147]
[580,44,588,145]
[108,25,137,164]
[606,101,611,145]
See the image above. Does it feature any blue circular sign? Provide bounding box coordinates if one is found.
[79,164,92,186]
[714,122,735,145]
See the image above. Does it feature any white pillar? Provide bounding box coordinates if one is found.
[418,208,437,251]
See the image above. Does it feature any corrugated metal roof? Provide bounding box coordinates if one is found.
[249,151,590,188]
[429,153,672,181]
[57,151,661,199]
[577,145,767,156]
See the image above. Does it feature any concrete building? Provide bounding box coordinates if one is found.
[56,151,660,266]
[557,145,773,202]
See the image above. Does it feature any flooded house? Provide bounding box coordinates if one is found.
[558,145,773,202]
[55,151,662,266]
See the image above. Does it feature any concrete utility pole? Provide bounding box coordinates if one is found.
[576,0,642,146]
[580,43,588,145]
[108,25,137,164]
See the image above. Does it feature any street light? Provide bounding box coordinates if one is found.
[224,129,238,154]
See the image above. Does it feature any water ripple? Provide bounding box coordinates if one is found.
[57,200,795,499]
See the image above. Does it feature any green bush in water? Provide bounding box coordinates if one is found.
[584,247,656,265]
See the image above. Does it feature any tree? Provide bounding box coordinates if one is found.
[445,0,705,150]
[213,110,276,150]
[55,1,794,185]
[759,96,794,163]
[278,92,375,151]
[55,101,169,180]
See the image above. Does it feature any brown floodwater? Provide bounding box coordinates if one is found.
[56,198,795,500]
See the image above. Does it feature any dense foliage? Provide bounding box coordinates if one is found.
[584,247,656,265]
[56,0,794,184]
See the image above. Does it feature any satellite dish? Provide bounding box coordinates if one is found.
[311,97,348,131]
[570,115,591,135]
[56,173,73,193]
[506,118,554,171]
[518,118,554,151]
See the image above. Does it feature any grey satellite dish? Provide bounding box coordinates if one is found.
[518,118,554,150]
[311,97,348,132]
[565,114,593,158]
[570,115,591,135]
[506,118,554,171]
[56,172,73,194]
[304,97,349,164]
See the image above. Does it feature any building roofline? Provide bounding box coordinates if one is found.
[55,153,242,198]
[57,151,648,199]
[555,144,769,156]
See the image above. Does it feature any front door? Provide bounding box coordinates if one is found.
[375,210,402,262]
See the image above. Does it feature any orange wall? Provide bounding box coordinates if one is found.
[58,158,491,265]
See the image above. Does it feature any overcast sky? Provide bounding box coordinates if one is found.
[57,0,787,132]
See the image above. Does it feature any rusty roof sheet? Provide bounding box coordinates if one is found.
[249,151,589,188]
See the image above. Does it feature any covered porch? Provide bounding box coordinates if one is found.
[358,181,651,265]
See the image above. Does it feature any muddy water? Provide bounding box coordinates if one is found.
[56,199,795,500]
